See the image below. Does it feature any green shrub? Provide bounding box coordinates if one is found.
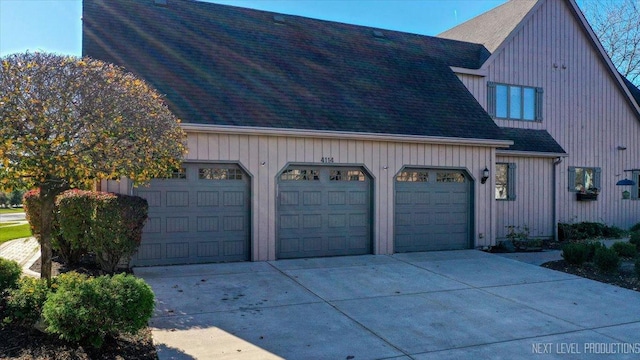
[630,223,640,233]
[594,247,620,273]
[0,258,22,292]
[611,242,637,258]
[602,225,626,239]
[42,273,154,348]
[22,189,42,241]
[585,241,606,261]
[91,193,148,273]
[630,231,640,250]
[635,258,640,277]
[55,189,95,264]
[4,277,50,326]
[562,243,589,265]
[558,222,625,241]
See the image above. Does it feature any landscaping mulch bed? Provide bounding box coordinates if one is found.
[542,259,640,292]
[1,255,155,360]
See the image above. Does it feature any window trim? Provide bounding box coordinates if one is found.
[495,162,516,201]
[567,166,601,192]
[487,82,543,121]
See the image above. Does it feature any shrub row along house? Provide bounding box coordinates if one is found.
[83,0,640,266]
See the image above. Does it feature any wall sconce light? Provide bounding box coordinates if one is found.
[383,166,388,170]
[481,167,490,184]
[260,161,266,166]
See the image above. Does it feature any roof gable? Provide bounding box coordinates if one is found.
[438,0,537,53]
[82,0,503,141]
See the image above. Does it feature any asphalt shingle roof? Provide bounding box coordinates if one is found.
[438,0,538,53]
[499,128,566,154]
[82,0,504,141]
[622,76,640,107]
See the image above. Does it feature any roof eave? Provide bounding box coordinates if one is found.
[496,149,568,158]
[181,123,513,147]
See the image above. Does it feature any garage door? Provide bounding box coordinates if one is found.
[395,168,471,252]
[132,163,250,266]
[277,165,372,259]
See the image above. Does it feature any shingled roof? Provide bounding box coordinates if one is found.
[622,76,640,107]
[499,128,566,154]
[82,0,504,141]
[438,0,537,53]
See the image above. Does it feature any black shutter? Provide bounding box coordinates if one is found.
[507,163,517,200]
[568,167,577,192]
[487,82,496,117]
[535,87,544,121]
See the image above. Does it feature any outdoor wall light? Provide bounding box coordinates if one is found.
[481,167,490,184]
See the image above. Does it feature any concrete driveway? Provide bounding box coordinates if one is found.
[135,250,640,359]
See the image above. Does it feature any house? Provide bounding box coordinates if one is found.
[83,0,640,266]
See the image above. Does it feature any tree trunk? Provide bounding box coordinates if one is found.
[39,184,56,282]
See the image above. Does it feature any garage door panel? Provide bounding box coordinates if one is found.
[277,165,372,259]
[137,191,161,207]
[328,214,347,228]
[166,242,190,259]
[395,169,471,252]
[166,217,189,232]
[196,191,219,207]
[328,191,346,205]
[303,214,322,228]
[196,216,219,232]
[137,243,162,261]
[132,163,250,266]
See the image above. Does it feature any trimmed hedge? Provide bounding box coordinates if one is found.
[630,231,640,250]
[0,258,22,293]
[562,242,589,265]
[593,247,620,273]
[91,193,148,273]
[558,222,626,241]
[3,277,50,326]
[55,190,95,265]
[22,189,42,242]
[25,189,148,273]
[42,272,154,348]
[611,242,637,258]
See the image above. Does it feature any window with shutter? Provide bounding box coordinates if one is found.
[495,163,516,200]
[568,166,601,192]
[487,82,542,121]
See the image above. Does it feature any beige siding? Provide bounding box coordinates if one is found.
[462,0,640,230]
[182,131,495,260]
[496,156,554,240]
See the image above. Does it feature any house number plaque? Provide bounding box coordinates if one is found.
[320,157,334,163]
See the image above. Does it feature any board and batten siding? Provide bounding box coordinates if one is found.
[459,0,640,230]
[178,131,495,261]
[495,156,554,240]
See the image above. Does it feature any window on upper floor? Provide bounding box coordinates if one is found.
[495,163,516,200]
[487,82,543,121]
[568,167,601,192]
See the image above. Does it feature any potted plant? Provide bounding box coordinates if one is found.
[577,187,599,201]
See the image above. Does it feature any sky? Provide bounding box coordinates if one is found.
[0,0,510,57]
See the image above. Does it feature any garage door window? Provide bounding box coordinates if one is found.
[396,170,429,182]
[280,168,320,181]
[199,168,243,180]
[437,172,465,183]
[162,168,186,179]
[330,170,365,181]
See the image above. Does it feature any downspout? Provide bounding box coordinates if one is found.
[553,157,563,241]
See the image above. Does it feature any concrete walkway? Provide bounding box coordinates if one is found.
[136,251,640,359]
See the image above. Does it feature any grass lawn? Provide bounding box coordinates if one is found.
[0,208,25,214]
[0,223,32,244]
